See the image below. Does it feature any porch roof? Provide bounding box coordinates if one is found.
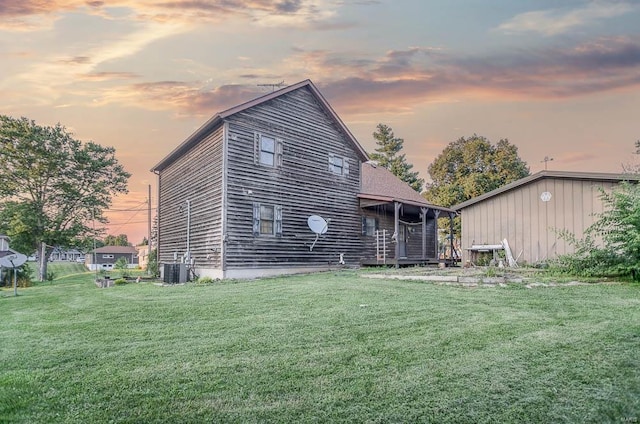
[359,162,454,213]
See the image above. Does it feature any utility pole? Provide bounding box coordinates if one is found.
[148,184,152,251]
[148,184,152,274]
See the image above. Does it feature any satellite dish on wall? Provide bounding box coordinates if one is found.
[307,215,328,235]
[307,215,329,251]
[0,253,27,268]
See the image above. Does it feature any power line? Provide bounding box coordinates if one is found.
[106,207,157,212]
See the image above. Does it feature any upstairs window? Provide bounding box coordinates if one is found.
[329,154,349,176]
[253,203,283,237]
[254,133,283,168]
[260,136,275,166]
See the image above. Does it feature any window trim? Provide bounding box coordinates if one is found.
[253,202,283,237]
[328,153,349,176]
[254,133,283,168]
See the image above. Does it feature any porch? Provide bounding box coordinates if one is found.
[358,195,457,268]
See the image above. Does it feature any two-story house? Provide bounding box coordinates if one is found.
[151,80,453,279]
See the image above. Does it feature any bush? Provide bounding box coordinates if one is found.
[555,181,640,280]
[196,276,217,285]
[114,278,128,285]
[114,257,130,278]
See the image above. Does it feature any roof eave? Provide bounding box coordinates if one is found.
[452,170,640,210]
[358,193,454,213]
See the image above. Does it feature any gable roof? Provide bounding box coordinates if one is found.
[453,170,640,211]
[359,162,453,212]
[151,79,369,172]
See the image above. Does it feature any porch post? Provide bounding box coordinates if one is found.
[394,202,401,269]
[434,210,441,260]
[449,212,455,264]
[421,207,429,260]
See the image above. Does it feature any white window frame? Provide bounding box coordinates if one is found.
[102,254,114,259]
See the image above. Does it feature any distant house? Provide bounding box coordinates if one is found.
[151,79,453,279]
[86,246,138,271]
[135,244,150,270]
[452,170,639,265]
[49,247,84,262]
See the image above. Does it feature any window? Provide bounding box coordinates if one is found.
[362,217,378,236]
[260,205,274,234]
[253,203,283,236]
[329,154,349,176]
[102,254,114,259]
[254,133,283,167]
[260,136,275,166]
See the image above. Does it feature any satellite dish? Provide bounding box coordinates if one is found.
[0,253,27,268]
[307,215,330,251]
[307,215,328,235]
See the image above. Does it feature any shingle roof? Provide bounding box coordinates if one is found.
[452,170,640,210]
[359,162,453,212]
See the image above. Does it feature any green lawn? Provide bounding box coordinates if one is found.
[1,271,639,423]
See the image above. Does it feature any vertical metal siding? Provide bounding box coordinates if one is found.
[460,177,622,265]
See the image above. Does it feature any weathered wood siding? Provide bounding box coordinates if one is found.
[460,177,617,264]
[157,128,224,270]
[223,86,363,269]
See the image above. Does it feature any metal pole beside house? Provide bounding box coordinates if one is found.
[186,200,191,262]
[13,267,17,297]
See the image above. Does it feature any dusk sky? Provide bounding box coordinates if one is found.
[2,0,639,243]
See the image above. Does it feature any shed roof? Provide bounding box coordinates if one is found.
[359,162,454,212]
[452,170,640,211]
[151,79,369,172]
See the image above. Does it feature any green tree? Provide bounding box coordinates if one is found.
[0,116,130,281]
[424,135,530,207]
[104,234,130,246]
[147,247,159,277]
[369,123,424,192]
[114,256,130,278]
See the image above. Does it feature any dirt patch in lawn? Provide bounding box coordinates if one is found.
[360,266,622,288]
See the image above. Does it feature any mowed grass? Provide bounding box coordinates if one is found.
[1,272,639,423]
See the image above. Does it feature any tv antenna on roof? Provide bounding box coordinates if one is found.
[541,156,554,170]
[307,215,330,251]
[257,80,286,92]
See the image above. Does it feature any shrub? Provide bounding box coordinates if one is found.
[555,181,640,280]
[114,257,130,278]
[196,276,216,285]
[114,278,128,285]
